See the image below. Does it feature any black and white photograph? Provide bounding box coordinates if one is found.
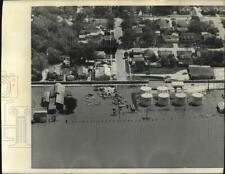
[31,6,225,168]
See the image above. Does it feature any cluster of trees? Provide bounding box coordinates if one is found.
[188,17,219,34]
[64,96,77,114]
[194,50,224,67]
[120,16,138,48]
[32,7,81,71]
[160,55,177,68]
[201,8,217,16]
[140,20,157,47]
[222,19,225,28]
[32,6,117,80]
[151,6,174,16]
[202,37,223,48]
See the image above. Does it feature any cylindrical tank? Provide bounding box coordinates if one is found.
[140,93,153,106]
[158,93,170,106]
[191,93,203,106]
[176,87,182,93]
[169,88,176,99]
[174,92,186,106]
[140,86,152,93]
[157,86,168,94]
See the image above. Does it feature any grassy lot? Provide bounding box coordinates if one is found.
[32,85,224,168]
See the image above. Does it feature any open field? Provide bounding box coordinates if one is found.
[32,85,224,168]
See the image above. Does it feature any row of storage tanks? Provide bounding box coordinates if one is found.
[140,84,204,107]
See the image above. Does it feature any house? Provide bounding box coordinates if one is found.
[188,65,214,80]
[55,93,65,111]
[132,25,143,35]
[32,110,47,123]
[77,66,89,79]
[54,83,65,95]
[66,74,75,81]
[179,33,201,44]
[95,64,111,80]
[56,93,64,105]
[62,56,70,67]
[158,50,174,58]
[131,55,145,62]
[128,48,144,58]
[92,18,108,28]
[95,51,106,59]
[48,98,56,114]
[177,51,193,66]
[201,7,217,16]
[76,6,84,14]
[178,7,192,15]
[176,19,189,32]
[155,30,161,36]
[162,33,179,43]
[41,91,50,107]
[155,19,171,31]
[201,32,216,41]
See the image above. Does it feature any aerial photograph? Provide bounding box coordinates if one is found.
[31,6,225,168]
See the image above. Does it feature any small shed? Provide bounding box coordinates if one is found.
[41,91,50,107]
[33,110,47,123]
[54,83,65,95]
[48,98,56,114]
[55,93,64,111]
[188,65,214,80]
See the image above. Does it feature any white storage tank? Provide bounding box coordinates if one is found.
[191,93,203,106]
[158,93,170,106]
[140,85,152,93]
[174,92,186,106]
[140,93,153,106]
[169,88,176,99]
[176,87,182,93]
[157,86,168,94]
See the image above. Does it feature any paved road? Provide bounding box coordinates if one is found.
[113,18,123,44]
[115,49,127,80]
[113,18,128,81]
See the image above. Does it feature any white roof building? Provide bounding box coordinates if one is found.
[95,64,111,78]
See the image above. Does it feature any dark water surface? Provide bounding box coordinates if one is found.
[32,86,224,168]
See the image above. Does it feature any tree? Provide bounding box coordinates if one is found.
[121,29,137,48]
[94,7,111,17]
[101,38,119,55]
[121,17,137,30]
[32,49,48,71]
[47,47,62,65]
[204,37,223,48]
[141,26,155,47]
[32,68,42,81]
[152,6,173,16]
[69,44,84,65]
[64,96,77,114]
[143,49,157,62]
[195,50,225,66]
[188,19,204,33]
